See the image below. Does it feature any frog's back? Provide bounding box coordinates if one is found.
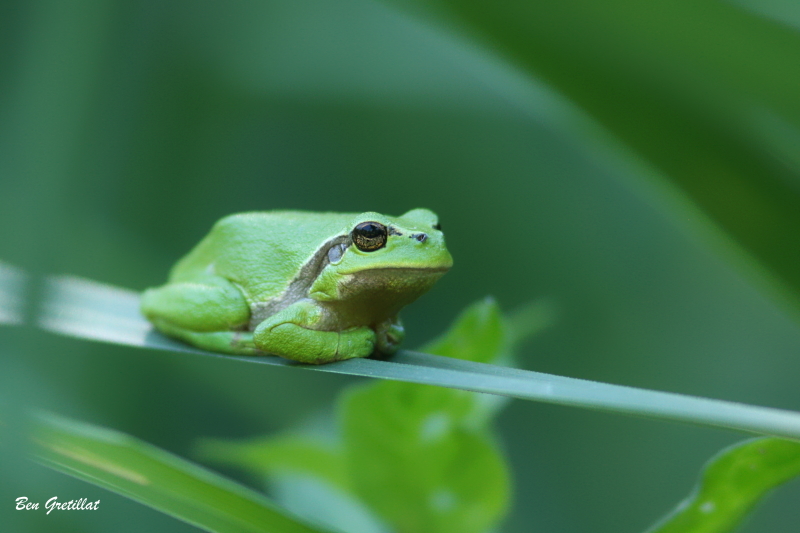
[170,211,356,302]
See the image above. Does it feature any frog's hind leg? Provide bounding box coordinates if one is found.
[141,276,256,355]
[149,318,260,355]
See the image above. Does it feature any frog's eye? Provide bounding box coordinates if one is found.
[352,221,388,252]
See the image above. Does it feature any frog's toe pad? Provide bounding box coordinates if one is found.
[336,328,375,360]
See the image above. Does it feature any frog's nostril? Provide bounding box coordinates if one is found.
[412,233,428,243]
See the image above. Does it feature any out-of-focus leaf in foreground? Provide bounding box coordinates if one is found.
[29,411,336,533]
[198,298,533,533]
[396,0,800,313]
[0,261,27,325]
[646,437,800,533]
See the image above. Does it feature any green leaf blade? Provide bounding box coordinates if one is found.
[37,276,800,440]
[30,412,336,533]
[647,437,800,533]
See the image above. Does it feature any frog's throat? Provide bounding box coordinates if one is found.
[323,266,449,325]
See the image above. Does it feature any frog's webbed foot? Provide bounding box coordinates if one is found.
[374,315,405,356]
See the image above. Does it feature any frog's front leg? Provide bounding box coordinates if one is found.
[253,300,376,364]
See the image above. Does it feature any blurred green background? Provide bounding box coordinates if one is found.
[2,0,800,531]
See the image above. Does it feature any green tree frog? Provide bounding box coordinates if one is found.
[141,209,452,364]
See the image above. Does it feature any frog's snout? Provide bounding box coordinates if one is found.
[411,233,428,243]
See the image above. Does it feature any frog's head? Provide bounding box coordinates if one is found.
[340,208,452,272]
[310,208,453,317]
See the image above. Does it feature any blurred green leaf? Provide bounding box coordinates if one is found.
[29,411,335,533]
[197,434,349,493]
[646,437,800,533]
[337,297,528,533]
[399,0,800,312]
[419,296,555,366]
[421,296,506,364]
[417,296,542,421]
[341,383,509,533]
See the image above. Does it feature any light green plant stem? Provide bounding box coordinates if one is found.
[38,275,800,440]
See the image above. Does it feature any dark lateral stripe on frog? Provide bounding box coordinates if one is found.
[247,234,351,330]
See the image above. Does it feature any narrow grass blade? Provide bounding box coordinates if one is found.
[29,411,336,533]
[38,276,800,440]
[0,262,27,325]
[646,437,800,533]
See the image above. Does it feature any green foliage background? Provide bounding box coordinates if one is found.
[2,0,800,531]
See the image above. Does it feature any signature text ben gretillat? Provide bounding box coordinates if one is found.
[16,496,100,515]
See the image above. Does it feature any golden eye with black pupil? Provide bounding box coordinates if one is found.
[352,221,388,251]
[432,222,441,231]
